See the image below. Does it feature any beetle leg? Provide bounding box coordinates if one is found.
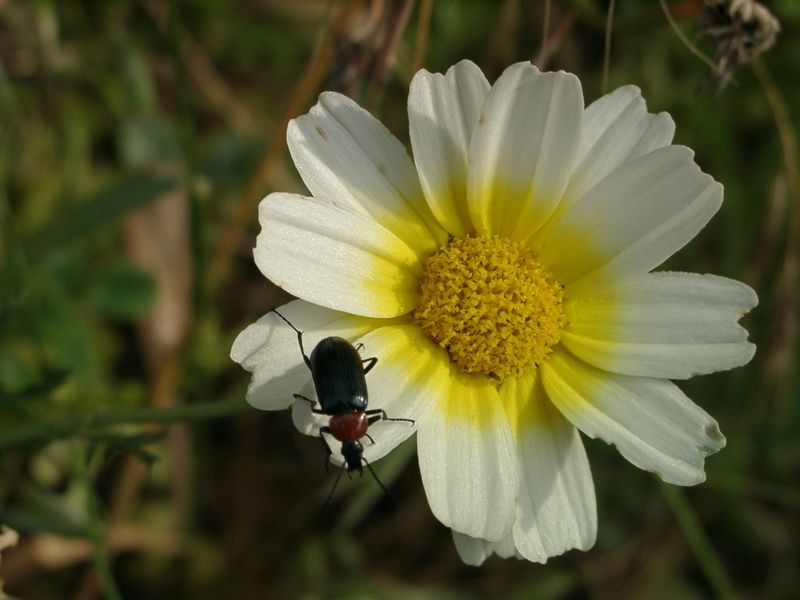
[354,342,365,352]
[293,393,326,414]
[365,408,414,425]
[363,458,391,498]
[318,426,334,473]
[321,465,345,512]
[362,356,378,374]
[364,432,376,445]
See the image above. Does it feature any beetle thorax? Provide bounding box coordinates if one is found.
[328,411,369,441]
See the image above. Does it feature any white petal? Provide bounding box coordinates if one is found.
[500,374,597,563]
[354,324,450,461]
[563,85,675,208]
[417,371,518,541]
[452,530,519,566]
[540,146,722,294]
[288,92,446,254]
[451,531,493,566]
[293,323,451,465]
[562,272,757,379]
[541,349,726,486]
[291,377,327,435]
[409,60,490,236]
[467,63,583,240]
[230,300,378,409]
[255,193,422,318]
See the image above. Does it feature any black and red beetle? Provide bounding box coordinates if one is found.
[271,309,413,499]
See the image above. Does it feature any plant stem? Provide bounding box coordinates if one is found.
[72,445,124,600]
[0,396,250,451]
[602,0,615,94]
[91,542,124,600]
[661,482,737,599]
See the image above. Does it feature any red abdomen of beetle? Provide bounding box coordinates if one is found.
[328,411,369,441]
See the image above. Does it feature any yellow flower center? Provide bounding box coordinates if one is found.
[414,233,565,382]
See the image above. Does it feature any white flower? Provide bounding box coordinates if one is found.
[231,60,757,565]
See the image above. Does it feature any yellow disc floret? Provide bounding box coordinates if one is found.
[414,233,565,382]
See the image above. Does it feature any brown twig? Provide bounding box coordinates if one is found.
[3,526,185,588]
[744,173,787,289]
[487,0,520,72]
[539,0,551,64]
[411,0,433,73]
[533,11,578,70]
[751,59,800,410]
[139,0,263,133]
[752,60,800,239]
[659,0,733,84]
[208,6,342,291]
[602,0,616,94]
[365,0,416,107]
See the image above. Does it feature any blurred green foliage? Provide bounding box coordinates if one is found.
[1,0,798,599]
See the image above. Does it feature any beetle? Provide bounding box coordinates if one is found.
[271,308,413,500]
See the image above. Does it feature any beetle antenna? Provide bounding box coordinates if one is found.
[320,463,346,513]
[271,308,301,334]
[363,457,395,501]
[271,308,311,366]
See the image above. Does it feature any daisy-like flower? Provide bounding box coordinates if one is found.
[231,60,756,565]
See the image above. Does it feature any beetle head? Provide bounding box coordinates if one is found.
[341,440,364,473]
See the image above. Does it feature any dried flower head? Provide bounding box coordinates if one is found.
[699,0,780,85]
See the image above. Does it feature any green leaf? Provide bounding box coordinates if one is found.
[0,483,89,538]
[88,261,155,321]
[0,367,69,408]
[22,174,179,260]
[118,116,182,169]
[90,429,166,466]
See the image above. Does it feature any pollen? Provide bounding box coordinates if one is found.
[414,233,565,382]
